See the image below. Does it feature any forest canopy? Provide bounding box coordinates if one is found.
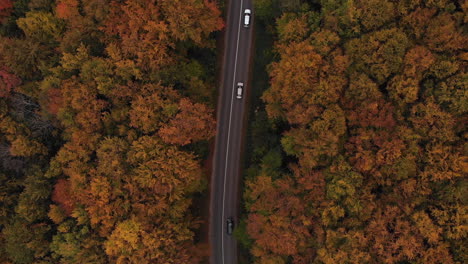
[0,0,222,263]
[242,0,467,263]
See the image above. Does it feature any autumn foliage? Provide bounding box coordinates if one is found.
[243,0,467,263]
[0,0,12,23]
[0,67,20,98]
[51,179,74,216]
[159,98,216,146]
[0,0,222,263]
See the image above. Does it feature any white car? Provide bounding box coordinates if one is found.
[236,82,243,99]
[243,9,251,27]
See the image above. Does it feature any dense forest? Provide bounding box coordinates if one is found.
[0,0,223,263]
[241,0,467,263]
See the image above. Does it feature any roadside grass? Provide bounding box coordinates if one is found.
[236,17,278,264]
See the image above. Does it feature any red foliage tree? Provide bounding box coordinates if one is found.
[46,87,63,115]
[0,0,13,23]
[51,179,75,216]
[0,67,21,98]
[56,0,80,20]
[158,98,216,146]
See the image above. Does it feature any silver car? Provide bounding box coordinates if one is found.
[243,9,251,27]
[236,82,244,99]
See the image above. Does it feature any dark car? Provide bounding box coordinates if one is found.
[226,217,234,235]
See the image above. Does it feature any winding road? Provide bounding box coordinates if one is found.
[210,0,254,263]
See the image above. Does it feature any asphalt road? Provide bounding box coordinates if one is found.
[210,0,253,263]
